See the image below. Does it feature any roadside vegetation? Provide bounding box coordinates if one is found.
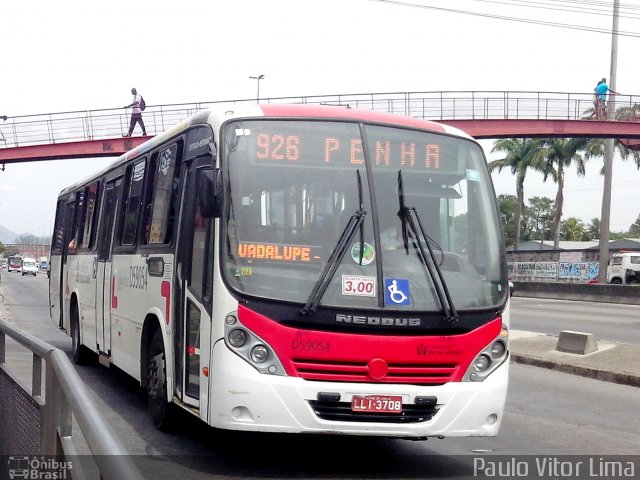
[492,105,640,249]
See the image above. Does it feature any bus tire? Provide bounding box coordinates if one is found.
[71,302,93,365]
[147,329,177,431]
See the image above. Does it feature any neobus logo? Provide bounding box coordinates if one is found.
[335,314,421,327]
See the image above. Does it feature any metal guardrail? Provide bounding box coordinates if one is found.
[0,318,144,480]
[1,90,639,149]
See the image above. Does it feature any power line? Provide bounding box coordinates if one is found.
[367,0,640,38]
[548,0,640,13]
[467,0,640,20]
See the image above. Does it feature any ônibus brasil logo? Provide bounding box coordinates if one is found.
[7,456,73,480]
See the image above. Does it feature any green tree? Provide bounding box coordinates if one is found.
[628,214,640,238]
[560,217,586,241]
[533,138,590,248]
[527,196,554,241]
[14,233,39,244]
[586,217,600,240]
[497,194,519,247]
[579,103,640,172]
[489,138,542,250]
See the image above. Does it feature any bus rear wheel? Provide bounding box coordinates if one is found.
[147,329,177,430]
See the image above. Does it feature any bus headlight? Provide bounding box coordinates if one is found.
[223,312,286,376]
[490,340,506,358]
[228,329,248,348]
[463,323,509,381]
[474,354,491,372]
[250,345,269,363]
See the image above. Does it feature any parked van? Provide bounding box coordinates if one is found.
[607,252,640,284]
[21,257,38,276]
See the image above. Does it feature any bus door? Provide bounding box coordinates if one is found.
[95,178,123,357]
[59,197,77,330]
[175,160,213,412]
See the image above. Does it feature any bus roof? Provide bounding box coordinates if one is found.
[258,104,447,132]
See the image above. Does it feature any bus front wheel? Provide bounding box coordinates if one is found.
[147,329,177,430]
[71,302,93,365]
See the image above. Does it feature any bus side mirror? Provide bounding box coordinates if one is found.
[197,168,222,218]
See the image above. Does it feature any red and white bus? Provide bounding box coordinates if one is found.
[50,104,510,437]
[8,255,23,273]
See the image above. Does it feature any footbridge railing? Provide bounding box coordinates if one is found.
[1,90,639,149]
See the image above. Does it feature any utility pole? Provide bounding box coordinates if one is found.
[598,0,619,283]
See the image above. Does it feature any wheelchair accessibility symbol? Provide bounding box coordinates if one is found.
[384,278,411,306]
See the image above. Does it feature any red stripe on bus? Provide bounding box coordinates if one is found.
[161,281,171,325]
[237,304,501,383]
[111,276,118,309]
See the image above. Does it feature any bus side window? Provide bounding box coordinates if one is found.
[143,143,181,245]
[63,200,77,254]
[121,159,146,246]
[64,190,85,252]
[51,199,66,255]
[78,182,100,250]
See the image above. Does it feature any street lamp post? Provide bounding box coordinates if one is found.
[249,74,265,102]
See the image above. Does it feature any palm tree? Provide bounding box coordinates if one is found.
[581,104,640,171]
[586,217,600,240]
[489,138,543,250]
[533,138,590,248]
[560,217,585,241]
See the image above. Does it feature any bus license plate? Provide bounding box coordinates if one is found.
[351,395,403,413]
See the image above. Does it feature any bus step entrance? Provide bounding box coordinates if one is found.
[98,352,111,368]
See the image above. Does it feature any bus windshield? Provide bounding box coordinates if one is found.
[222,119,506,312]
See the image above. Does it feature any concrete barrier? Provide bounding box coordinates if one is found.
[512,281,640,305]
[556,330,598,354]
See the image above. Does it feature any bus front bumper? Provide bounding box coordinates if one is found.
[208,342,509,438]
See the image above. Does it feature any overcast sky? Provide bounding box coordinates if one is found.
[1,0,639,237]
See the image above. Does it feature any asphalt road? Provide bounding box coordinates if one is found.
[510,296,640,345]
[1,273,639,479]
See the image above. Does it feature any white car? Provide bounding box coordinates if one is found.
[21,258,38,276]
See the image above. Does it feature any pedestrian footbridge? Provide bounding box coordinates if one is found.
[2,90,640,164]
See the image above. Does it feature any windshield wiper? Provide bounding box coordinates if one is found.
[301,170,366,315]
[397,170,458,324]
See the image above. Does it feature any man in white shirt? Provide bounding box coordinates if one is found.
[123,87,147,137]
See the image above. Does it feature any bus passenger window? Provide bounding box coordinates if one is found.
[81,183,99,249]
[121,160,146,246]
[63,201,77,254]
[144,144,181,245]
[74,189,85,249]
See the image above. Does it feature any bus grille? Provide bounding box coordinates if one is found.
[291,358,457,384]
[308,400,439,423]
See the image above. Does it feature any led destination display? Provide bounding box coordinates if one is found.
[237,242,322,263]
[234,121,462,173]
